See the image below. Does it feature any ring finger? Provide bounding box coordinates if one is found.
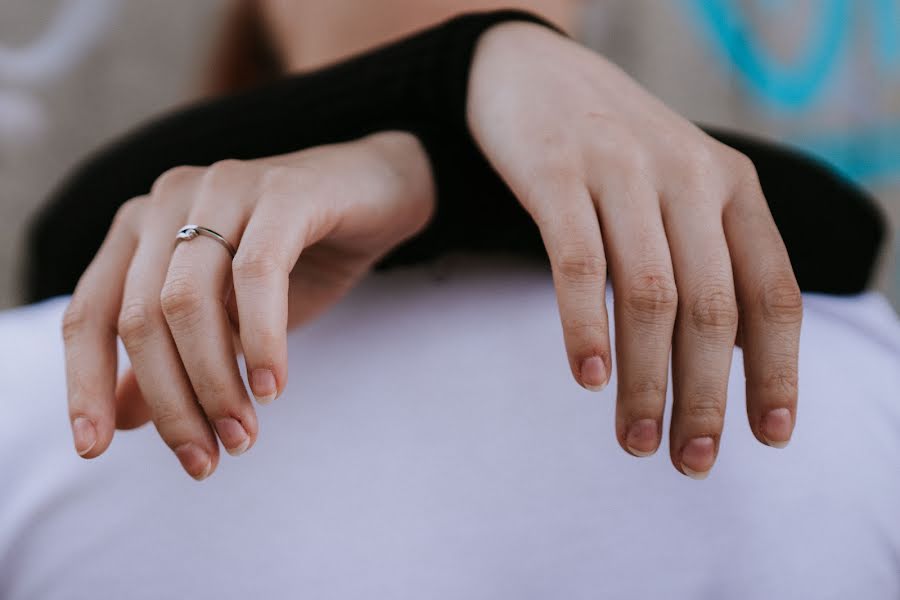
[161,162,258,457]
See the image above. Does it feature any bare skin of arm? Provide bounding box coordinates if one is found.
[66,1,801,481]
[259,0,579,71]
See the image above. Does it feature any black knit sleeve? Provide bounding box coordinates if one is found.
[24,10,884,302]
[25,10,558,301]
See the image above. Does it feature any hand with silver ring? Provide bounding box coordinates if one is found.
[62,132,434,480]
[175,225,238,257]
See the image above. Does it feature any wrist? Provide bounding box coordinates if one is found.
[364,130,437,238]
[466,20,567,132]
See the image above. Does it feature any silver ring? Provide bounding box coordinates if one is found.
[175,225,237,258]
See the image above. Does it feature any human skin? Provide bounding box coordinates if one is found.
[263,0,802,472]
[63,1,801,480]
[257,0,579,71]
[65,133,436,478]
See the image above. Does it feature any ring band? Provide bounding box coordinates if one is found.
[175,225,237,258]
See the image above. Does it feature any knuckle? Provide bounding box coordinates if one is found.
[562,313,608,347]
[232,249,283,282]
[696,140,723,166]
[204,159,248,188]
[755,368,799,403]
[758,277,803,325]
[259,164,314,194]
[684,389,726,425]
[587,115,630,147]
[117,299,159,346]
[540,163,584,187]
[152,406,188,443]
[151,166,201,197]
[554,245,607,285]
[732,150,759,179]
[111,196,145,229]
[533,127,572,155]
[622,269,679,324]
[159,275,204,327]
[585,115,645,166]
[258,166,294,194]
[726,148,761,189]
[677,143,721,186]
[624,378,667,402]
[596,137,649,177]
[193,376,232,407]
[251,328,282,354]
[209,158,245,174]
[523,176,587,228]
[687,286,739,332]
[524,164,585,209]
[61,301,90,341]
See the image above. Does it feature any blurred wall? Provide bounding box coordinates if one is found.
[0,0,224,309]
[582,0,900,309]
[0,0,897,310]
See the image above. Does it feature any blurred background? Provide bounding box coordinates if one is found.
[0,0,897,310]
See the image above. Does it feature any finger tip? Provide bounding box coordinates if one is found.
[579,356,609,391]
[72,416,99,457]
[224,434,253,457]
[681,465,711,480]
[760,407,793,448]
[626,445,657,458]
[77,444,97,458]
[196,463,214,481]
[249,368,278,404]
[77,437,112,459]
[679,436,716,479]
[624,419,659,457]
[254,392,277,405]
[175,442,216,481]
[762,435,790,449]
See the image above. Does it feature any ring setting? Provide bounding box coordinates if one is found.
[176,226,201,241]
[175,224,237,258]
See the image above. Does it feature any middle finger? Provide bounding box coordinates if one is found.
[118,173,220,480]
[592,173,677,459]
[662,195,739,479]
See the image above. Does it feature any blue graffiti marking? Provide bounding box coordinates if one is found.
[683,0,900,184]
[796,124,900,184]
[687,0,900,110]
[687,0,852,109]
[873,0,900,67]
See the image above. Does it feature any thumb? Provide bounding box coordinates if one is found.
[115,368,153,430]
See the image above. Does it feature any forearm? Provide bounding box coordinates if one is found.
[261,0,579,72]
[26,11,883,302]
[26,10,558,301]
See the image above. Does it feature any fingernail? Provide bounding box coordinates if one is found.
[761,408,792,448]
[250,369,277,404]
[625,419,658,457]
[215,418,251,456]
[681,436,715,480]
[72,417,97,457]
[580,356,608,391]
[174,443,212,480]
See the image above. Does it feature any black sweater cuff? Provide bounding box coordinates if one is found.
[25,10,884,301]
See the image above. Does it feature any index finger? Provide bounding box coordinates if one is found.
[723,160,803,448]
[528,177,612,392]
[62,198,141,457]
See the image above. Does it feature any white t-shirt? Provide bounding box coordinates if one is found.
[1,258,898,599]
